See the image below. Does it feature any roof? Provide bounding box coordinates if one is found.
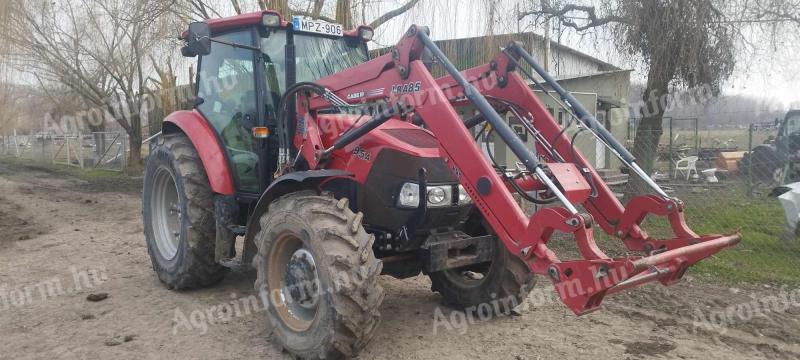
[430,32,620,72]
[206,11,289,35]
[553,69,633,81]
[182,11,367,38]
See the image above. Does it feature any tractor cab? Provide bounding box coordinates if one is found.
[182,11,373,194]
[777,110,800,153]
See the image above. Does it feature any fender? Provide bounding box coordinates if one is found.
[242,170,354,265]
[162,110,235,195]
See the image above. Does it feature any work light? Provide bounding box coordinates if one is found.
[262,12,282,27]
[359,27,374,41]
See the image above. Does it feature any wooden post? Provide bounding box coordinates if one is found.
[78,135,84,168]
[67,136,72,165]
[747,124,754,198]
[13,129,19,157]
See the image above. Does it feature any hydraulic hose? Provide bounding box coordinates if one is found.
[275,82,328,164]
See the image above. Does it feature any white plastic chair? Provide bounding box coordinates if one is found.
[674,156,698,180]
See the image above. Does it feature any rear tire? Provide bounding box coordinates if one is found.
[741,146,783,186]
[142,133,227,289]
[253,192,384,359]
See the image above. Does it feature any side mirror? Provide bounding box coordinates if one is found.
[186,22,212,57]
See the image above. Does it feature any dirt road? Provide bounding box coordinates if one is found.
[1,161,799,359]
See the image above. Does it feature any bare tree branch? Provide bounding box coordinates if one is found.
[518,3,630,31]
[369,0,420,29]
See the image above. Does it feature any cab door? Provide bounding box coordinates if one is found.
[196,30,261,194]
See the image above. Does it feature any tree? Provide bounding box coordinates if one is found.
[0,0,15,133]
[520,0,737,192]
[10,0,175,166]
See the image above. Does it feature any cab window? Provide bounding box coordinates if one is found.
[196,30,260,193]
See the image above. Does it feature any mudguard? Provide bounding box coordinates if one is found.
[162,110,235,195]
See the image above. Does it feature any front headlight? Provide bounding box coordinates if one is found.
[428,186,453,207]
[457,184,473,205]
[397,182,420,208]
[427,187,447,205]
[397,183,455,208]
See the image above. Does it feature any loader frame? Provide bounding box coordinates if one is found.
[292,25,741,315]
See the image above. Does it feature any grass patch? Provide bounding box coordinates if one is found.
[555,185,799,285]
[669,186,800,285]
[628,185,800,285]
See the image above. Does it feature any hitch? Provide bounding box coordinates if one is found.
[420,230,494,273]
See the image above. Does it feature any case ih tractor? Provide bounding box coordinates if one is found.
[143,10,741,359]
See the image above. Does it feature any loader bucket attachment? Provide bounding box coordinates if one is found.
[549,232,741,315]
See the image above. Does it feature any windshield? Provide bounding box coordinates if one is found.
[261,30,368,95]
[295,34,368,82]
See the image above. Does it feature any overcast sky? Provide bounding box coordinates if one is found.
[13,0,797,110]
[370,0,800,109]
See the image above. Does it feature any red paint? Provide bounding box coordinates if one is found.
[163,110,235,195]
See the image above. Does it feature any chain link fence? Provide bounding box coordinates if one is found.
[0,131,129,172]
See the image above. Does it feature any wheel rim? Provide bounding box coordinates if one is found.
[444,263,490,288]
[773,167,784,184]
[151,167,181,260]
[267,233,320,332]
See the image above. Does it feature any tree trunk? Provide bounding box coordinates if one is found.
[128,133,142,168]
[312,0,325,18]
[129,109,143,167]
[230,0,242,15]
[626,68,671,197]
[268,0,291,18]
[336,0,353,29]
[90,125,106,158]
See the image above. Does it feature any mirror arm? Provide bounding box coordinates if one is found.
[203,36,262,53]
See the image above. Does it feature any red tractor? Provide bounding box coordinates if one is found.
[143,11,741,359]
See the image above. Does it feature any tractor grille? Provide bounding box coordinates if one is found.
[382,129,439,149]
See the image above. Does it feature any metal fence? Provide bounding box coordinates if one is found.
[0,131,129,172]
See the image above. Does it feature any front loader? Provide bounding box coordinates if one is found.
[142,11,740,359]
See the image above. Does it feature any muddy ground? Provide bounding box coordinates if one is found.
[1,160,799,359]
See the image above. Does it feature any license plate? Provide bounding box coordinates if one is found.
[292,17,343,37]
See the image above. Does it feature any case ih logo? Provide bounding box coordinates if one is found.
[347,88,384,100]
[347,91,365,100]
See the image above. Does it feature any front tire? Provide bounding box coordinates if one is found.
[142,133,227,289]
[253,192,384,359]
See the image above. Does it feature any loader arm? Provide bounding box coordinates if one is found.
[293,25,740,315]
